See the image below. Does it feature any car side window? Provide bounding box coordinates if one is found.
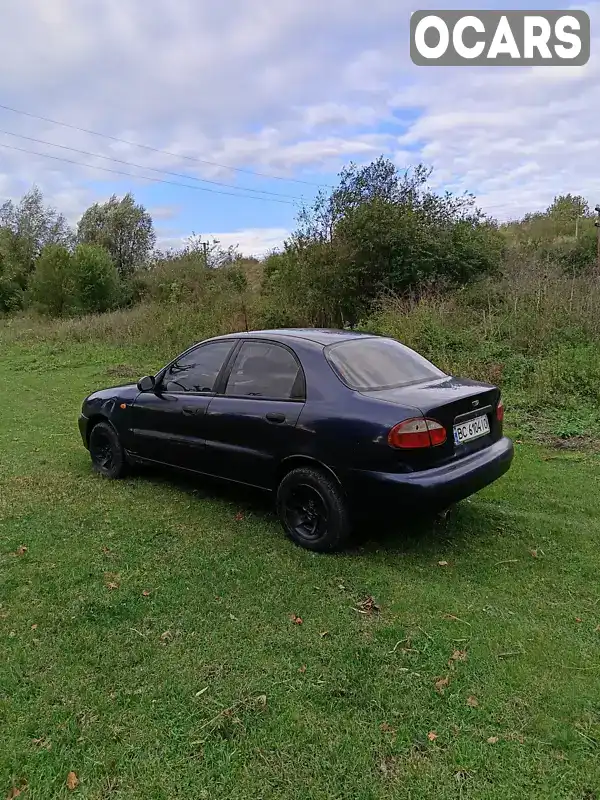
[224,342,304,400]
[161,341,234,394]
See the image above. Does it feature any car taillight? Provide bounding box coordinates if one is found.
[497,399,505,423]
[388,417,447,449]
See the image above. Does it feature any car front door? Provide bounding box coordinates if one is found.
[203,340,306,488]
[129,339,237,469]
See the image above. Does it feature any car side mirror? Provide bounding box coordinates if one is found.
[137,375,156,392]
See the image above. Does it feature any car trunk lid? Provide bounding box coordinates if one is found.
[362,376,501,468]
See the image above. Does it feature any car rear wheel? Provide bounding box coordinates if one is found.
[89,421,127,479]
[276,467,351,552]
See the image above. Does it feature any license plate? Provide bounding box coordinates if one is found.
[453,414,490,445]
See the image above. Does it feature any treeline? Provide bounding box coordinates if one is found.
[1,158,598,330]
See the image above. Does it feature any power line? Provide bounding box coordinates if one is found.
[0,128,305,201]
[0,141,299,205]
[0,102,334,189]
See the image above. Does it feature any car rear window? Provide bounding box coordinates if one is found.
[326,337,446,391]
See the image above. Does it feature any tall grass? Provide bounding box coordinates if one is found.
[2,260,599,438]
[365,267,600,434]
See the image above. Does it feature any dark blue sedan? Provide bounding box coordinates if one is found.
[79,329,514,551]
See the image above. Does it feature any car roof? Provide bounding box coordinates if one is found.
[208,328,379,346]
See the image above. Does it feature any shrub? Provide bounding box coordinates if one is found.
[29,244,75,316]
[71,244,120,314]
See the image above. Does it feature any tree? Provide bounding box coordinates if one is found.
[71,244,120,313]
[263,157,502,327]
[0,229,25,312]
[0,186,73,275]
[29,245,75,316]
[77,193,156,276]
[547,194,590,223]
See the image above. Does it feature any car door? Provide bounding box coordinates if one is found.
[129,339,237,469]
[203,340,306,488]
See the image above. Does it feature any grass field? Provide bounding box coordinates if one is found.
[1,338,599,799]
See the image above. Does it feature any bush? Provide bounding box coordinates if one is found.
[261,158,504,328]
[71,244,120,314]
[29,245,75,316]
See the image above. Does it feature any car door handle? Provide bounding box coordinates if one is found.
[183,406,199,416]
[266,412,286,424]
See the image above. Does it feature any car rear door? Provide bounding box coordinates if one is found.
[129,340,237,469]
[203,340,306,488]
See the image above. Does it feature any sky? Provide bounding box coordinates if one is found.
[0,0,598,256]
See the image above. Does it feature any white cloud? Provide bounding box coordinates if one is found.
[205,227,289,257]
[0,0,598,234]
[158,227,288,257]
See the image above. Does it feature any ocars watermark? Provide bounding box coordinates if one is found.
[410,10,590,66]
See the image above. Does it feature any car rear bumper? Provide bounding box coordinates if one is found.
[346,436,514,509]
[78,414,89,448]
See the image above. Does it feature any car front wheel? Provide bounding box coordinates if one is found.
[276,466,351,552]
[89,421,128,479]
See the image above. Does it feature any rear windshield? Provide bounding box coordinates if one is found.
[326,337,446,391]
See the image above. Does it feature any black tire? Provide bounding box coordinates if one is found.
[276,467,351,552]
[89,421,128,479]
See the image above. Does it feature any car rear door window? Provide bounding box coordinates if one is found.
[326,337,445,391]
[162,341,234,393]
[224,342,304,399]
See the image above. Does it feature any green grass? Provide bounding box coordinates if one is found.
[1,339,599,799]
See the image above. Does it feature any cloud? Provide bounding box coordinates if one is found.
[158,227,289,257]
[389,5,600,218]
[205,227,289,257]
[0,0,598,239]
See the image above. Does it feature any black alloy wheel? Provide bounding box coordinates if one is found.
[276,466,351,552]
[283,483,330,543]
[89,421,127,479]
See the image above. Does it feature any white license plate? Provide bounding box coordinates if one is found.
[453,414,490,445]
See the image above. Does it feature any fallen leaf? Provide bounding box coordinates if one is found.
[435,676,449,694]
[30,624,38,631]
[6,782,27,799]
[299,665,307,674]
[290,614,303,625]
[142,590,151,597]
[380,722,396,735]
[487,736,499,744]
[338,585,346,590]
[355,596,380,615]
[234,512,244,522]
[32,737,50,749]
[467,696,479,708]
[575,618,583,624]
[160,630,173,643]
[427,731,438,742]
[104,573,120,590]
[66,771,79,790]
[438,560,449,567]
[320,631,329,638]
[255,694,267,706]
[530,549,538,558]
[450,650,468,663]
[378,756,397,777]
[15,545,27,556]
[101,546,112,556]
[515,439,523,445]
